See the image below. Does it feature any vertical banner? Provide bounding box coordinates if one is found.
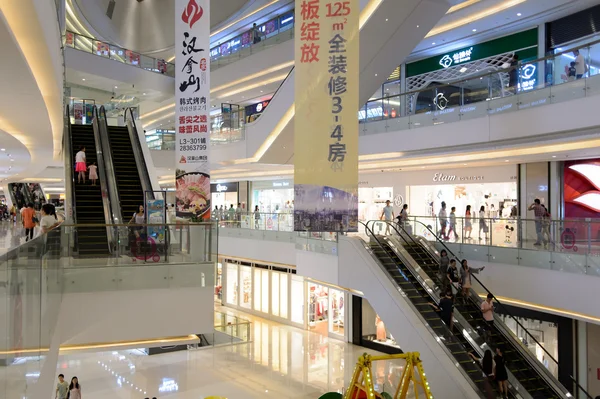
[175,0,211,220]
[294,0,359,232]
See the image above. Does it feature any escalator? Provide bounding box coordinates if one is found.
[386,221,570,398]
[69,123,110,256]
[367,235,493,395]
[105,124,144,222]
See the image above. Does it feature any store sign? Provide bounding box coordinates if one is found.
[211,182,238,193]
[439,47,473,69]
[434,93,449,110]
[175,0,211,219]
[519,64,537,91]
[294,0,360,232]
[273,181,290,188]
[433,173,484,182]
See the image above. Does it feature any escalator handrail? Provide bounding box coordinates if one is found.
[246,66,294,127]
[91,106,116,253]
[64,104,77,224]
[123,107,154,200]
[372,219,578,398]
[96,106,123,224]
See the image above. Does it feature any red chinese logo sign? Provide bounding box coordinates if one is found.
[182,0,203,28]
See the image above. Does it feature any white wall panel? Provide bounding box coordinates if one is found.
[218,231,296,265]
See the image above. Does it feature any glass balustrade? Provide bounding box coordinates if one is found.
[359,40,600,132]
[65,31,175,77]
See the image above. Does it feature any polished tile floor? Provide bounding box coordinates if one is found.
[47,309,410,399]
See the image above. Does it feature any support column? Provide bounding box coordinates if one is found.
[577,320,588,398]
[537,23,546,87]
[400,63,407,117]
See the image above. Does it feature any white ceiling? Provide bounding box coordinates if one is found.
[0,13,56,183]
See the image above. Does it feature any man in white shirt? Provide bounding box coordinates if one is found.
[574,50,587,79]
[380,200,394,235]
[438,201,448,240]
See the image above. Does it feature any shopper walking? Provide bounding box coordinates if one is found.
[68,376,82,399]
[380,200,394,235]
[88,162,98,186]
[438,250,450,289]
[55,373,69,399]
[494,347,509,398]
[460,259,485,301]
[75,146,87,184]
[478,206,488,241]
[438,201,448,240]
[22,203,36,242]
[396,203,409,232]
[448,206,459,240]
[480,293,495,342]
[468,350,495,399]
[464,205,473,240]
[528,199,546,246]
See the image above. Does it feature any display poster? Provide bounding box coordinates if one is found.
[175,0,211,219]
[73,102,83,124]
[146,198,166,243]
[294,0,359,232]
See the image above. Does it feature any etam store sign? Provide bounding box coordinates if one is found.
[433,173,484,182]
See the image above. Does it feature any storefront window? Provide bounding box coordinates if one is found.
[239,266,252,309]
[308,284,329,335]
[215,263,223,304]
[291,275,304,324]
[499,315,559,378]
[361,299,400,349]
[280,273,288,319]
[226,263,238,305]
[262,269,269,313]
[329,289,345,336]
[254,268,262,312]
[272,272,280,317]
[358,187,393,221]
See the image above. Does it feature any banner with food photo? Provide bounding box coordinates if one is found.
[175,0,211,219]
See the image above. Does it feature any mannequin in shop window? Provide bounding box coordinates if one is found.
[375,315,386,341]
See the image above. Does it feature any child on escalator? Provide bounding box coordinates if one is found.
[88,162,98,186]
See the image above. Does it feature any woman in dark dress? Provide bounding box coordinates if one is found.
[494,347,509,398]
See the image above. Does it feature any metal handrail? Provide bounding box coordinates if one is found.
[96,106,122,225]
[124,107,154,199]
[91,106,116,253]
[386,218,578,398]
[64,105,76,225]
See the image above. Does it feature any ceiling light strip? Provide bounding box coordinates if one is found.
[212,61,294,93]
[426,0,527,38]
[211,0,281,38]
[447,0,481,14]
[218,73,290,98]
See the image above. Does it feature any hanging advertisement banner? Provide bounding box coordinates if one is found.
[175,0,211,220]
[294,0,359,232]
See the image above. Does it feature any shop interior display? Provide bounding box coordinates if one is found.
[358,187,393,221]
[362,300,400,349]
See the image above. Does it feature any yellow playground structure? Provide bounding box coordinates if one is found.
[319,352,434,399]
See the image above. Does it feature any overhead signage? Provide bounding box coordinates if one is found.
[175,0,211,219]
[294,0,360,232]
[439,47,473,69]
[407,28,538,77]
[433,173,484,182]
[210,182,238,193]
[519,64,537,91]
[273,181,289,188]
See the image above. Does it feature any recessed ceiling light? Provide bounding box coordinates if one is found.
[472,28,477,32]
[517,12,522,16]
[114,86,118,89]
[385,18,388,22]
[143,93,146,95]
[552,155,557,158]
[463,163,467,166]
[0,148,4,151]
[260,90,263,93]
[417,25,420,28]
[505,160,509,162]
[432,42,436,45]
[82,78,86,81]
[375,73,378,77]
[10,159,14,162]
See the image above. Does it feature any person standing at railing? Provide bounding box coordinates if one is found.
[541,204,552,247]
[528,199,546,246]
[508,54,519,93]
[251,23,263,45]
[438,201,448,240]
[227,204,236,227]
[464,205,473,240]
[380,200,394,235]
[573,49,588,79]
[236,203,242,228]
[254,205,260,230]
